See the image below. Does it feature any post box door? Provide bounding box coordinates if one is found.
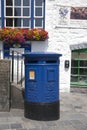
[25,64,59,103]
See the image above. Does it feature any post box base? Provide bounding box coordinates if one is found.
[24,101,60,121]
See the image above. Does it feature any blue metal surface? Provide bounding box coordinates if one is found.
[23,52,62,64]
[24,52,62,103]
[1,0,4,28]
[4,43,31,58]
[43,0,45,29]
[31,0,34,28]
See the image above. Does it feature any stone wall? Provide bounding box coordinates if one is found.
[0,60,10,111]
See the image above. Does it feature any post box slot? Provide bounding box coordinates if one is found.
[46,60,57,63]
[27,60,38,63]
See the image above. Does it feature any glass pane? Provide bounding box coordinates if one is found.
[80,61,87,67]
[23,0,30,6]
[14,18,21,27]
[35,18,42,27]
[71,60,78,67]
[6,8,13,16]
[79,68,87,75]
[71,76,78,82]
[79,52,87,60]
[23,8,29,16]
[79,76,87,83]
[6,18,13,26]
[15,0,21,6]
[71,68,78,74]
[72,52,78,59]
[14,8,21,16]
[35,0,42,6]
[23,18,29,27]
[6,0,13,6]
[35,8,42,16]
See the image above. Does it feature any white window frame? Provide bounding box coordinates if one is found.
[34,0,44,28]
[4,0,45,28]
[4,0,31,28]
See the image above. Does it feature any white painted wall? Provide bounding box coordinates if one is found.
[32,0,87,92]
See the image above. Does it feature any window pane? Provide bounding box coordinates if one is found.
[71,76,78,82]
[71,60,78,67]
[23,8,29,16]
[14,18,21,27]
[71,68,78,74]
[23,18,30,27]
[6,8,13,16]
[80,61,87,67]
[79,76,87,82]
[6,18,13,26]
[6,0,13,6]
[35,18,42,27]
[23,0,30,6]
[79,68,87,75]
[15,0,21,6]
[35,0,42,6]
[14,8,21,16]
[35,8,42,16]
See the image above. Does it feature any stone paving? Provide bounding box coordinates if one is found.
[0,92,87,130]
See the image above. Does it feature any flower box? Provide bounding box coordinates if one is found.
[0,28,48,44]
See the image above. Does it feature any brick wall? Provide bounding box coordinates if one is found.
[0,60,10,111]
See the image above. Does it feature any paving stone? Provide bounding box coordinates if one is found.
[46,121,57,126]
[10,123,22,129]
[0,93,87,130]
[42,127,56,130]
[63,125,75,130]
[73,124,87,130]
[29,128,41,130]
[17,129,28,130]
[0,124,9,129]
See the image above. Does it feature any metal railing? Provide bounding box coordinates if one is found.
[0,50,24,87]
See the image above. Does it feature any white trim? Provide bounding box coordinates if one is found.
[4,0,31,28]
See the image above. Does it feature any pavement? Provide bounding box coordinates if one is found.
[0,92,87,130]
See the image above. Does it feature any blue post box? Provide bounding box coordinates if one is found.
[23,52,62,121]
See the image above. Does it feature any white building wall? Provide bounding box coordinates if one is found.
[32,0,87,92]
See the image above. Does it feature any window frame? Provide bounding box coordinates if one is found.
[2,0,45,28]
[71,49,87,87]
[4,0,31,28]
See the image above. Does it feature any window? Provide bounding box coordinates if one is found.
[4,0,31,28]
[4,0,45,28]
[71,50,87,86]
[34,0,44,28]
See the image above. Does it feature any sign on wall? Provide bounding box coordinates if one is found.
[58,6,87,28]
[3,42,31,58]
[58,6,70,26]
[70,7,87,20]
